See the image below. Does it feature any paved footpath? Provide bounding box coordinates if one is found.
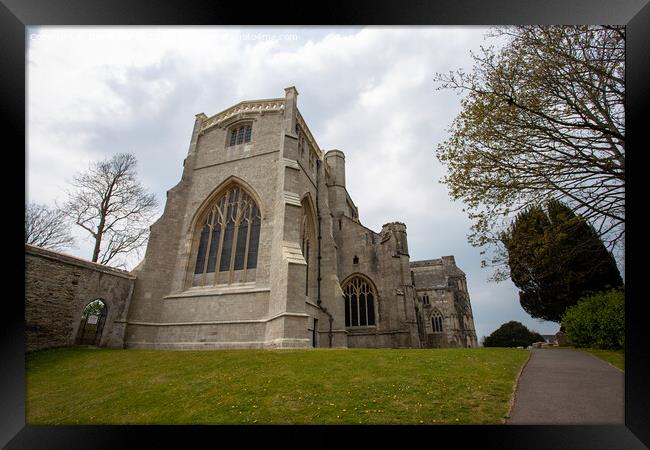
[507,348,624,424]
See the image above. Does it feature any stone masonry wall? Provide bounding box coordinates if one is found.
[25,245,135,352]
[411,258,478,348]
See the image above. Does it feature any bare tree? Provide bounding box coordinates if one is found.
[434,26,624,280]
[61,153,159,266]
[25,202,76,251]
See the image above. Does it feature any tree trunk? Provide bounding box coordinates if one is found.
[92,216,105,263]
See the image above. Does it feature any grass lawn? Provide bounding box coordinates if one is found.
[26,347,528,425]
[574,348,624,371]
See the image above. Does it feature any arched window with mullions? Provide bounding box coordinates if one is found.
[431,310,444,333]
[228,123,253,146]
[192,184,261,286]
[342,275,376,328]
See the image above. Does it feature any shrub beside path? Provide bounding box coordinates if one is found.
[507,348,623,424]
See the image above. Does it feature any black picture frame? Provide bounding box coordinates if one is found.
[3,0,648,447]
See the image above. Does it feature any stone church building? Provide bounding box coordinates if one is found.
[25,86,478,351]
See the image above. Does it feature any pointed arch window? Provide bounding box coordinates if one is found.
[301,217,311,296]
[193,185,261,286]
[301,200,316,298]
[342,276,376,328]
[431,310,443,333]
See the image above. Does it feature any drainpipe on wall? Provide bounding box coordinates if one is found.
[315,159,333,347]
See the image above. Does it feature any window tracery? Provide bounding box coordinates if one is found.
[431,309,444,333]
[193,185,261,285]
[343,276,376,327]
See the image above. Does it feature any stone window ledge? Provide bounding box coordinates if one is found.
[345,326,378,333]
[164,283,270,299]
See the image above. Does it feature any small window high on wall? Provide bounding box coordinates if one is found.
[228,124,253,146]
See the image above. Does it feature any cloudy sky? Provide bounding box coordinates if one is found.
[27,26,564,341]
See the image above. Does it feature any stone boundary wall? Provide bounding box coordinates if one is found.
[25,244,136,352]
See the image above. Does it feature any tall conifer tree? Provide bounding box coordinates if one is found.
[501,200,622,322]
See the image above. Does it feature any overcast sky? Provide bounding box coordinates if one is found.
[27,26,565,341]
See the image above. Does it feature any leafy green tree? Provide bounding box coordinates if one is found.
[562,289,624,350]
[434,26,625,277]
[483,321,544,348]
[502,200,622,323]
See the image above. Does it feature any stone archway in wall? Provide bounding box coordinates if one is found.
[75,299,108,346]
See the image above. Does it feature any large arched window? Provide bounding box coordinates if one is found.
[431,310,444,333]
[193,184,261,286]
[342,276,376,327]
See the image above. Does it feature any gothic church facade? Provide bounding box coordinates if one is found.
[124,87,478,349]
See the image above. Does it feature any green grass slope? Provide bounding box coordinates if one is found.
[27,347,528,425]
